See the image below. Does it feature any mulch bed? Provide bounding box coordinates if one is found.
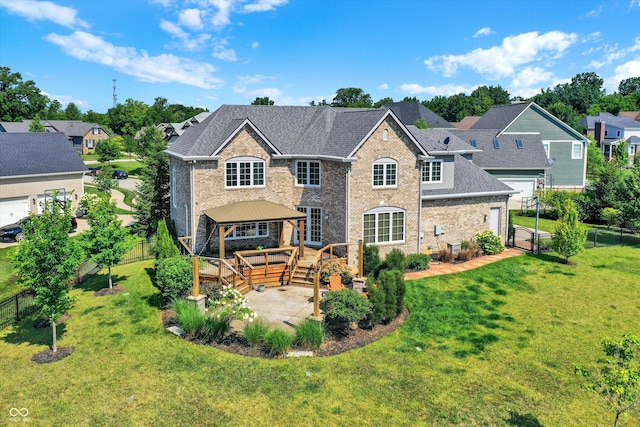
[94,285,126,297]
[33,314,70,329]
[164,308,409,358]
[31,347,74,364]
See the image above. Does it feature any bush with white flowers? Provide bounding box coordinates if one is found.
[209,285,256,323]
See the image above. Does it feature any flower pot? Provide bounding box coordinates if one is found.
[257,284,265,293]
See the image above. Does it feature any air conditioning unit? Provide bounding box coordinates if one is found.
[447,242,461,255]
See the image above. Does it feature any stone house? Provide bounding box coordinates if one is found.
[166,105,515,267]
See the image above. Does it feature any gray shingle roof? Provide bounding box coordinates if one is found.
[167,105,391,158]
[407,126,477,153]
[579,112,640,130]
[0,132,88,177]
[0,121,31,132]
[471,102,530,130]
[0,120,106,137]
[422,154,516,199]
[449,129,550,170]
[383,102,455,129]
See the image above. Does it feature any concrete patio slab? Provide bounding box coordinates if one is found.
[242,286,317,330]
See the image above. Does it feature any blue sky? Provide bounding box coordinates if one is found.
[1,0,640,113]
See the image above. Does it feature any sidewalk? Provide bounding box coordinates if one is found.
[404,248,523,280]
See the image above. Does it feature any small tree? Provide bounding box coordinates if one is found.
[575,334,640,427]
[12,197,84,353]
[93,164,118,194]
[323,289,371,336]
[29,114,46,132]
[95,138,121,164]
[551,199,587,263]
[155,219,179,261]
[82,198,133,288]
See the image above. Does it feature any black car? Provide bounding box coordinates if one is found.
[113,169,128,179]
[0,216,78,242]
[87,167,101,176]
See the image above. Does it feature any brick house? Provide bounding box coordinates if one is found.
[166,105,516,268]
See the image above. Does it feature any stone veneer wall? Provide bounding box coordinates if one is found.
[348,117,423,265]
[420,195,510,254]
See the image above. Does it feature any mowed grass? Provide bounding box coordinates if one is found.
[1,247,639,426]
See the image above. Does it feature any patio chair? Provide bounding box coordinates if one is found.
[327,274,345,291]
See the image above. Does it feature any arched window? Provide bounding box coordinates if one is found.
[363,206,405,244]
[225,156,265,188]
[372,158,398,188]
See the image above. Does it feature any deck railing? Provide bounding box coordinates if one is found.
[312,243,349,271]
[234,246,298,287]
[199,257,246,288]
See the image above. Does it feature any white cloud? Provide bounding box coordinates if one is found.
[0,0,89,29]
[160,19,211,51]
[251,41,260,48]
[587,37,640,69]
[42,91,89,109]
[45,31,223,89]
[212,40,238,61]
[209,0,234,28]
[379,83,389,90]
[244,0,288,12]
[237,74,276,85]
[400,83,478,97]
[179,8,204,31]
[425,31,578,79]
[609,59,640,91]
[508,67,555,98]
[585,6,603,17]
[473,27,493,38]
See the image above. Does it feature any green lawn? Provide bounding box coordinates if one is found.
[84,186,135,214]
[1,247,639,425]
[0,246,19,300]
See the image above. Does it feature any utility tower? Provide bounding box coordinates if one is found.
[112,79,117,108]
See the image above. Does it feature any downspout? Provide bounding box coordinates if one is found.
[190,160,197,253]
[346,164,351,244]
[504,196,510,244]
[417,174,422,254]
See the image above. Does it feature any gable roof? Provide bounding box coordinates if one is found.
[0,132,88,177]
[452,116,481,129]
[383,102,455,129]
[579,112,640,130]
[0,120,106,137]
[421,154,517,200]
[166,105,427,161]
[408,126,479,155]
[0,121,32,132]
[449,129,550,170]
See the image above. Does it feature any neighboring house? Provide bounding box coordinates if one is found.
[578,112,640,163]
[449,129,550,202]
[0,132,87,227]
[155,112,212,143]
[452,116,481,130]
[471,102,588,190]
[166,105,515,268]
[0,120,110,154]
[383,102,456,129]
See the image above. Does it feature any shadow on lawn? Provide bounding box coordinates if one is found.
[505,411,543,426]
[2,317,67,349]
[75,273,127,293]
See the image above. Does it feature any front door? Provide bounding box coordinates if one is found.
[489,207,501,236]
[295,207,322,245]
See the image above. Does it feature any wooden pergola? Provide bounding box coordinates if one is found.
[203,200,308,258]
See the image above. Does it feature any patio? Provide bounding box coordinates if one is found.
[232,285,318,331]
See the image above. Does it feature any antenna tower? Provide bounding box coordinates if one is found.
[112,79,117,108]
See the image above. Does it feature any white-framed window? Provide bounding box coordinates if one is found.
[92,127,100,135]
[295,207,322,245]
[572,142,583,159]
[224,222,269,240]
[383,128,389,141]
[225,157,265,188]
[372,158,398,188]
[363,207,405,244]
[295,161,321,187]
[542,142,550,158]
[422,160,442,183]
[86,139,95,148]
[629,145,636,156]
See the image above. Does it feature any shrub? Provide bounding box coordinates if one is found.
[474,230,504,255]
[208,285,257,323]
[367,280,385,326]
[243,319,270,347]
[457,241,482,262]
[203,315,231,340]
[405,253,430,271]
[378,270,397,322]
[173,299,207,339]
[363,243,382,278]
[294,319,325,350]
[266,328,293,356]
[155,256,193,304]
[155,219,180,260]
[437,247,454,262]
[383,248,405,272]
[323,289,371,335]
[320,261,353,286]
[78,193,104,216]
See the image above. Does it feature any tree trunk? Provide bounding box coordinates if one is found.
[108,266,113,288]
[614,410,621,427]
[51,318,57,353]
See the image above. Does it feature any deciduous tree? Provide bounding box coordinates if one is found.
[331,87,373,108]
[251,96,274,105]
[12,196,84,352]
[95,138,121,164]
[551,199,587,263]
[0,66,50,121]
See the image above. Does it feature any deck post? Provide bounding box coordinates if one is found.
[219,224,225,259]
[298,219,305,257]
[193,256,199,297]
[358,240,364,278]
[313,266,320,317]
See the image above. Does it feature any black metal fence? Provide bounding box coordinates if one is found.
[0,290,38,330]
[0,237,156,330]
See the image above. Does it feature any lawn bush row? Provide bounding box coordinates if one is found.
[363,245,430,277]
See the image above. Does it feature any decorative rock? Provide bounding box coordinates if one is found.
[286,350,314,358]
[167,325,184,336]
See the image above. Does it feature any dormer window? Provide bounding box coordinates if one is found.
[372,158,397,188]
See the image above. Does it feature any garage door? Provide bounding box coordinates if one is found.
[0,197,29,227]
[501,179,536,201]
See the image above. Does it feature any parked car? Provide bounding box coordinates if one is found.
[0,216,78,242]
[87,167,101,176]
[113,169,128,179]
